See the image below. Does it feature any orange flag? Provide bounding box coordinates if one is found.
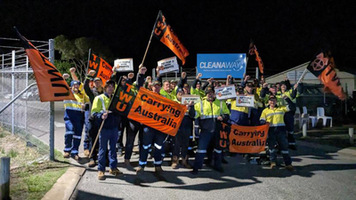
[88,53,113,85]
[307,50,346,100]
[153,10,189,65]
[248,42,264,75]
[15,28,75,102]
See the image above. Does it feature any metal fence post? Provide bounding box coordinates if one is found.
[349,128,354,145]
[49,39,55,161]
[11,50,15,135]
[25,56,29,132]
[0,157,10,200]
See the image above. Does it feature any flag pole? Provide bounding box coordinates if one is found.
[85,48,92,75]
[88,76,122,158]
[295,68,308,85]
[140,10,161,66]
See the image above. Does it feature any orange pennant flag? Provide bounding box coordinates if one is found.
[153,10,189,65]
[15,27,75,102]
[307,50,346,100]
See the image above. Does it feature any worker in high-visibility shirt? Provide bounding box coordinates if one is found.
[189,86,230,174]
[260,95,295,171]
[91,80,123,180]
[63,80,90,161]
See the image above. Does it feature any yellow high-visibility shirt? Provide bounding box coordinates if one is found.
[260,106,290,127]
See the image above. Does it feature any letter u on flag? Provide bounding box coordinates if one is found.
[153,10,189,65]
[14,27,75,102]
[307,50,346,100]
[88,53,113,85]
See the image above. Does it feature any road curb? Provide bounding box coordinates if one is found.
[42,166,86,200]
[297,140,356,157]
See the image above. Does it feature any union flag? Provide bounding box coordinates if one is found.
[307,50,346,100]
[14,27,75,102]
[153,10,189,65]
[88,53,113,85]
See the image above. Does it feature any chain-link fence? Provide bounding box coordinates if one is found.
[0,38,51,143]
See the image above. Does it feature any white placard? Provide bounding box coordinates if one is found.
[157,56,179,74]
[236,95,255,107]
[114,58,134,72]
[215,85,237,100]
[181,95,201,105]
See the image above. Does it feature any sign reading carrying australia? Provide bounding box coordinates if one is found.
[197,54,247,79]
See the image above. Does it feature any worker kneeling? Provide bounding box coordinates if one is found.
[189,86,230,174]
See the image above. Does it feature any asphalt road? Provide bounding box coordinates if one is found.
[72,141,356,200]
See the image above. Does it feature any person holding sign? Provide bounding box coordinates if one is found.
[189,86,230,174]
[136,69,168,175]
[91,80,123,180]
[259,95,295,171]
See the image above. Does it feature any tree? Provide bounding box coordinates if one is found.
[54,35,114,81]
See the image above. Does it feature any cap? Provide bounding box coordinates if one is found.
[170,79,178,83]
[183,83,189,88]
[246,82,253,87]
[269,95,277,100]
[205,86,214,94]
[70,80,80,87]
[152,80,162,86]
[176,88,183,93]
[93,77,101,82]
[105,80,115,87]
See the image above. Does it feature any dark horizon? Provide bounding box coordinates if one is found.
[1,0,355,76]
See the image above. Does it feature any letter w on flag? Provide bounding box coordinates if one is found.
[14,27,75,102]
[153,10,189,65]
[307,50,346,100]
[88,53,113,85]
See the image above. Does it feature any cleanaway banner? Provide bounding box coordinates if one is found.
[197,53,246,79]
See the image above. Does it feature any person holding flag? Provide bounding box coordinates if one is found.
[91,80,123,180]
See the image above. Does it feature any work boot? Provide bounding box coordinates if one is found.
[155,166,164,173]
[109,168,123,176]
[84,149,90,157]
[270,162,277,169]
[72,154,80,162]
[98,171,105,180]
[171,156,179,169]
[88,159,96,168]
[124,159,131,166]
[63,152,70,158]
[136,166,144,175]
[181,156,192,169]
[285,165,295,171]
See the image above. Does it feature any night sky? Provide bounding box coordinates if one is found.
[1,0,355,76]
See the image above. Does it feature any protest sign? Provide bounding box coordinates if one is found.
[114,58,134,72]
[128,87,186,136]
[157,56,179,74]
[181,95,201,104]
[215,85,237,100]
[197,53,246,78]
[236,95,255,107]
[227,123,269,153]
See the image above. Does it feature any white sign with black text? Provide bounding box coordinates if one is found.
[236,95,255,107]
[157,56,179,74]
[114,58,134,72]
[215,85,237,100]
[181,95,201,105]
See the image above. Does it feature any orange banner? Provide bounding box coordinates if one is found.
[154,11,189,65]
[15,28,75,102]
[228,123,269,153]
[88,53,113,85]
[128,87,186,136]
